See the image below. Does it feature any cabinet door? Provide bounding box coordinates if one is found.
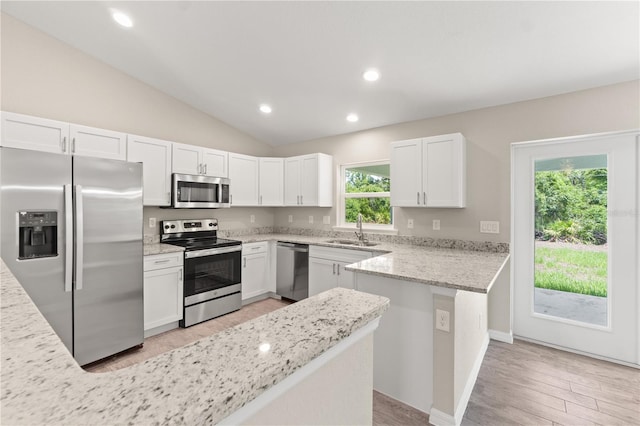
[70,124,126,160]
[143,266,183,331]
[127,135,172,206]
[308,257,337,297]
[390,138,423,207]
[202,148,228,177]
[1,111,69,154]
[242,253,268,300]
[336,262,356,290]
[229,153,259,206]
[423,134,466,208]
[259,157,284,206]
[300,154,318,206]
[284,157,301,206]
[172,142,201,175]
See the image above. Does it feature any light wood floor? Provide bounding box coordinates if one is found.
[86,300,639,426]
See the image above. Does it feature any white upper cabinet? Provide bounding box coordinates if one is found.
[1,112,126,160]
[228,153,259,206]
[127,134,172,206]
[390,133,466,208]
[259,158,284,206]
[284,153,333,207]
[69,124,126,160]
[1,112,69,153]
[172,142,228,177]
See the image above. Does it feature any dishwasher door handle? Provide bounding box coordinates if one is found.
[277,242,309,252]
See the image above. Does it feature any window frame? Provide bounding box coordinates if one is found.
[337,160,395,231]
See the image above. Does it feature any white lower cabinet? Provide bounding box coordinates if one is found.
[242,242,269,300]
[143,252,184,337]
[308,246,372,296]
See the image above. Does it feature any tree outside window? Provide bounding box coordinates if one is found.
[343,163,392,226]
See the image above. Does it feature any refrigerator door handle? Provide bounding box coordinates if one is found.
[64,184,73,292]
[74,185,84,291]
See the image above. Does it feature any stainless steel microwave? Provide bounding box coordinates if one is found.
[172,174,230,208]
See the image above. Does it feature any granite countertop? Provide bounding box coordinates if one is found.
[143,242,185,256]
[0,260,389,425]
[232,234,509,294]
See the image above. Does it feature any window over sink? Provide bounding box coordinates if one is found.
[339,161,394,230]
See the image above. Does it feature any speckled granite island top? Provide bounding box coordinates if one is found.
[0,260,389,425]
[143,242,185,256]
[233,233,509,293]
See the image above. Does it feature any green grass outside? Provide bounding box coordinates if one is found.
[534,246,608,297]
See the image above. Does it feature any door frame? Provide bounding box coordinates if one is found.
[510,130,639,366]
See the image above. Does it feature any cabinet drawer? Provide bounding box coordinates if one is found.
[310,245,372,264]
[144,252,183,271]
[242,241,268,255]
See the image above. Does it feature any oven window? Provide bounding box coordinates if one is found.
[184,251,241,296]
[177,181,219,203]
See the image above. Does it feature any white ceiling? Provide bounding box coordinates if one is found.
[2,1,638,146]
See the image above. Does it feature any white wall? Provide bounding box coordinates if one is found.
[272,80,640,244]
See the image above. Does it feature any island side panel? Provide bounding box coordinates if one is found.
[354,272,433,413]
[240,333,374,425]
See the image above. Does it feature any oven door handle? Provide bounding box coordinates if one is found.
[185,245,242,259]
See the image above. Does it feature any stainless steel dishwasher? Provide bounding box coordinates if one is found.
[276,242,309,301]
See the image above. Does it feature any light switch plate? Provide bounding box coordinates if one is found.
[308,216,314,224]
[407,219,414,229]
[288,215,293,223]
[323,216,330,225]
[250,215,255,223]
[149,217,156,228]
[436,309,450,332]
[433,219,440,230]
[480,221,500,234]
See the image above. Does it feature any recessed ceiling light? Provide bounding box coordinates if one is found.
[346,113,359,123]
[363,69,380,82]
[112,10,133,28]
[259,104,272,114]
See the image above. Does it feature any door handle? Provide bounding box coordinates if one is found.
[178,269,183,281]
[74,185,84,291]
[61,136,67,153]
[417,192,420,205]
[300,195,303,205]
[198,163,202,174]
[71,137,76,153]
[64,184,73,292]
[337,264,340,275]
[243,257,247,267]
[423,192,426,205]
[333,263,336,275]
[204,164,208,175]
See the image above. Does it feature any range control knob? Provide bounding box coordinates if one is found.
[164,225,170,229]
[170,224,176,229]
[209,223,214,227]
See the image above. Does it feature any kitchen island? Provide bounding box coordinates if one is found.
[0,260,389,425]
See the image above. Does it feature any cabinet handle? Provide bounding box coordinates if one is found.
[154,259,171,264]
[243,257,247,267]
[337,264,340,275]
[333,263,336,275]
[204,164,207,175]
[417,192,420,205]
[251,246,260,251]
[61,136,67,153]
[71,137,76,153]
[198,163,202,174]
[423,192,426,205]
[167,192,171,203]
[230,194,233,204]
[178,269,183,281]
[259,195,262,205]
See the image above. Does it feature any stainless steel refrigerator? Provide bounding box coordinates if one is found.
[0,147,143,366]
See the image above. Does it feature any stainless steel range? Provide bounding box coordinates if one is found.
[161,219,242,327]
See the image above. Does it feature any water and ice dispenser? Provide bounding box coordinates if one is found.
[18,211,58,259]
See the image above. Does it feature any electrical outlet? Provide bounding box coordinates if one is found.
[308,216,314,224]
[432,219,440,230]
[250,214,255,223]
[480,221,500,234]
[435,309,450,332]
[323,216,330,225]
[149,217,156,228]
[288,215,293,223]
[407,219,414,229]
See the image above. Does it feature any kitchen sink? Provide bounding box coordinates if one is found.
[325,239,379,247]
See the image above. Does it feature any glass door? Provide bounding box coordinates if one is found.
[512,131,638,365]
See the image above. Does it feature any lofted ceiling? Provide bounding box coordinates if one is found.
[1,1,638,146]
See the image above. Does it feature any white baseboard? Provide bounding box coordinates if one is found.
[489,329,513,344]
[429,334,489,426]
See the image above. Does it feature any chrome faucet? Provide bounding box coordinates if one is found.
[355,213,366,243]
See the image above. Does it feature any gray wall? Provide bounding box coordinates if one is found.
[272,80,640,243]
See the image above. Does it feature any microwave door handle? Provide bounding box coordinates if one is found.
[64,184,73,292]
[74,185,84,291]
